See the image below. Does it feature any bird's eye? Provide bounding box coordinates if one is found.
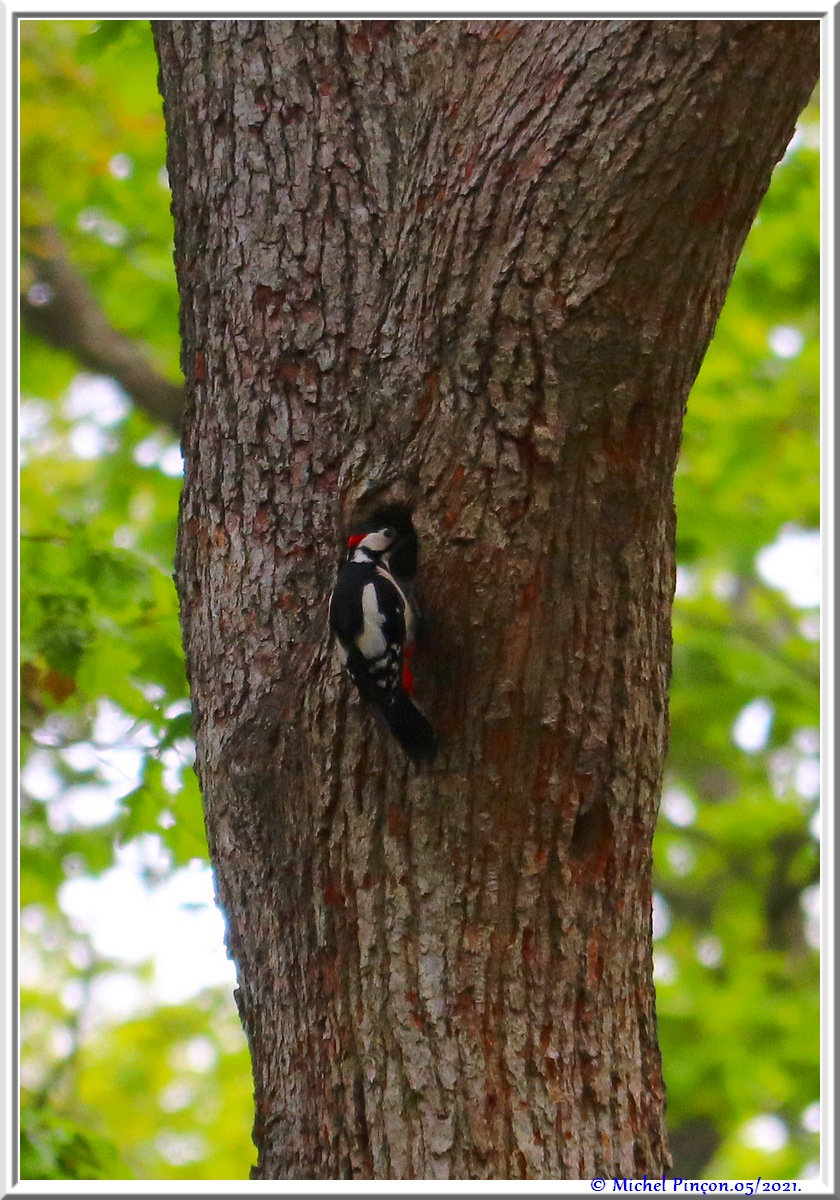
[383,527,396,541]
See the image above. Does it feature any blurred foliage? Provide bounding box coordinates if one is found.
[19,18,255,1181]
[19,19,819,1183]
[20,913,254,1179]
[21,1105,131,1180]
[658,96,820,1180]
[20,18,181,390]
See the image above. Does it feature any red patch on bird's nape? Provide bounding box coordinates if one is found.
[347,533,365,548]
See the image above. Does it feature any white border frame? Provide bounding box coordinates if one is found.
[4,5,834,1197]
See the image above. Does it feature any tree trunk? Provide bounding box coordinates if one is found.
[154,18,818,1180]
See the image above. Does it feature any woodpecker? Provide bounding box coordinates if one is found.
[359,503,419,583]
[329,510,437,763]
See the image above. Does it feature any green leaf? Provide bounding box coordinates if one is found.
[21,1104,133,1180]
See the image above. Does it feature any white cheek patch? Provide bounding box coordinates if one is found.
[358,582,388,659]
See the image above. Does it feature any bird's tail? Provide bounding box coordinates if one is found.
[381,689,437,763]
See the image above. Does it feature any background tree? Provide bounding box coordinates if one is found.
[19,17,820,1182]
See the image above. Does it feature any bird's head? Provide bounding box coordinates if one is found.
[347,526,398,561]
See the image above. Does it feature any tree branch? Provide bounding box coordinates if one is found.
[21,230,185,434]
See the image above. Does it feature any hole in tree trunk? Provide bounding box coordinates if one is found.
[569,792,614,862]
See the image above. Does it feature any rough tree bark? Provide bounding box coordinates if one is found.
[154,18,818,1180]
